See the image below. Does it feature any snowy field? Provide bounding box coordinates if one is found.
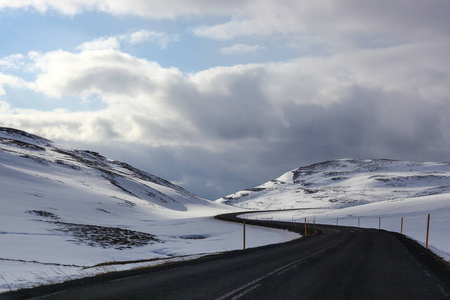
[0,215,298,293]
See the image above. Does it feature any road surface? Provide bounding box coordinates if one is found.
[1,212,449,299]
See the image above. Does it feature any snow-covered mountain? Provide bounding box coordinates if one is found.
[0,127,298,291]
[218,159,450,261]
[217,159,450,210]
[0,127,210,212]
[0,126,221,260]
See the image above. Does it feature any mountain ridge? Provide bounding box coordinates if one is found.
[217,158,450,210]
[0,126,209,212]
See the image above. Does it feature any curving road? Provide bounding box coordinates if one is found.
[1,212,449,299]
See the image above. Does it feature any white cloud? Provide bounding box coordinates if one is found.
[0,100,11,113]
[0,54,25,70]
[0,0,241,17]
[8,48,194,145]
[0,0,102,15]
[30,48,182,99]
[219,44,264,55]
[120,30,179,49]
[76,30,178,52]
[77,37,120,51]
[0,73,26,95]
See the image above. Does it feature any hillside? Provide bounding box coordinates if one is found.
[217,159,450,210]
[0,127,298,292]
[218,159,450,261]
[0,127,210,211]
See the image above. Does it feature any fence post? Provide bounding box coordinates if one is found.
[379,217,381,230]
[243,221,246,250]
[358,217,360,228]
[336,218,338,226]
[426,214,430,248]
[401,217,403,234]
[304,218,307,237]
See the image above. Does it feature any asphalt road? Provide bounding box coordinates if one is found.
[2,212,449,300]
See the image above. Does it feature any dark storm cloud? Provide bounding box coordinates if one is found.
[170,66,278,140]
[279,86,449,162]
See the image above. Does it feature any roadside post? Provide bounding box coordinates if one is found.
[401,217,403,234]
[426,214,430,248]
[304,218,307,237]
[243,221,246,250]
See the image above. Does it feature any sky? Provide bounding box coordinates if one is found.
[0,1,449,200]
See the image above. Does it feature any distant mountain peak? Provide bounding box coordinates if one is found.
[218,158,450,210]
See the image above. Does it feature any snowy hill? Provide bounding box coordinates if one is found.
[217,159,450,210]
[0,127,209,213]
[0,127,298,291]
[218,159,450,261]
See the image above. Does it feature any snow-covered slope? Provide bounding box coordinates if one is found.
[218,159,450,210]
[0,127,298,291]
[0,127,211,213]
[219,159,450,260]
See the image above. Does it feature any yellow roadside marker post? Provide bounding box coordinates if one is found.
[304,218,307,237]
[426,214,430,248]
[243,221,246,250]
[401,217,403,234]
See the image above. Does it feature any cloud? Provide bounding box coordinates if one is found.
[192,1,450,44]
[76,30,178,51]
[77,37,120,51]
[219,44,264,55]
[3,41,449,152]
[0,73,26,95]
[7,48,194,145]
[30,49,181,99]
[0,0,241,17]
[120,30,179,49]
[6,40,450,141]
[3,1,448,43]
[0,100,11,113]
[0,54,25,70]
